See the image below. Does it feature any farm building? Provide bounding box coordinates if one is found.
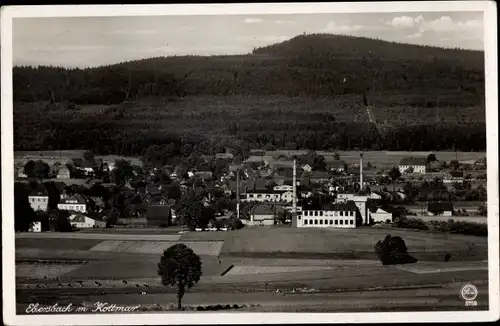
[327,160,348,172]
[298,201,358,228]
[399,157,427,174]
[58,194,88,213]
[146,204,172,227]
[28,185,49,212]
[247,203,283,226]
[428,202,454,217]
[57,166,71,179]
[69,213,106,228]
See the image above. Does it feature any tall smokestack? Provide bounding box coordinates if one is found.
[292,157,297,226]
[360,152,363,192]
[236,168,240,220]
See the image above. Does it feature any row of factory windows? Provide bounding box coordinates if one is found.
[303,219,355,226]
[303,210,354,217]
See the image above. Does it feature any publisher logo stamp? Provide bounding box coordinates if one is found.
[461,284,478,306]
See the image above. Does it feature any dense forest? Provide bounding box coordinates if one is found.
[13,34,486,155]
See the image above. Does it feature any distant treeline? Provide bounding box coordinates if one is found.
[14,109,486,155]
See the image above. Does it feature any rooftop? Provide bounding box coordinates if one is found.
[147,204,172,221]
[303,200,358,212]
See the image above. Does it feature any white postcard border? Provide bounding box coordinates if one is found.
[2,1,499,325]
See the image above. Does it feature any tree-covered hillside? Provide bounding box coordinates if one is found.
[13,34,486,155]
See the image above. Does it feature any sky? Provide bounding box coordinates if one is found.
[12,11,484,68]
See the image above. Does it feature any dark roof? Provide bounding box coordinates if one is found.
[303,200,358,212]
[147,205,172,221]
[146,184,161,195]
[82,159,98,168]
[72,158,83,167]
[399,157,427,165]
[449,171,464,178]
[29,185,48,197]
[428,202,454,212]
[251,204,281,216]
[228,180,246,193]
[149,196,168,205]
[245,189,281,194]
[52,181,67,192]
[60,194,88,204]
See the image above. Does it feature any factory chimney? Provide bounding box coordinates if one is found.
[236,168,240,220]
[359,152,363,192]
[292,156,298,226]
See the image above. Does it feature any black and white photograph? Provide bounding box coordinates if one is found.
[1,2,498,325]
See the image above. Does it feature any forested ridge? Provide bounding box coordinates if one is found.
[13,34,486,156]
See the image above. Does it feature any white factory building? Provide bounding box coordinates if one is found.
[298,201,358,228]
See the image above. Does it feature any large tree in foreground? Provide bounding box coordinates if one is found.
[157,244,202,311]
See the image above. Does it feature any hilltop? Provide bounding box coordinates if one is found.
[14,34,484,105]
[13,34,486,155]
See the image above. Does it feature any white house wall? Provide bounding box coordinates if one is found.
[29,196,49,212]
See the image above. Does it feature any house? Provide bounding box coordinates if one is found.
[69,213,106,228]
[29,221,42,232]
[368,206,393,224]
[427,202,454,217]
[273,185,293,192]
[327,160,347,172]
[301,164,312,172]
[241,190,282,202]
[57,166,71,179]
[17,164,27,178]
[58,194,88,213]
[298,201,358,228]
[248,203,282,226]
[368,192,382,200]
[444,171,464,184]
[194,171,213,181]
[89,196,106,208]
[399,157,427,174]
[28,185,49,212]
[146,204,172,227]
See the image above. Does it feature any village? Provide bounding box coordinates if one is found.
[14,149,488,233]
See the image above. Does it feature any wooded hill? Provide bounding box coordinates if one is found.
[13,34,486,155]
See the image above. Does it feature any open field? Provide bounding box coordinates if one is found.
[14,150,142,166]
[265,150,486,166]
[14,148,485,169]
[15,227,489,312]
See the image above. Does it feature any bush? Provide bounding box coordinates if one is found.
[374,234,418,265]
[395,217,429,230]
